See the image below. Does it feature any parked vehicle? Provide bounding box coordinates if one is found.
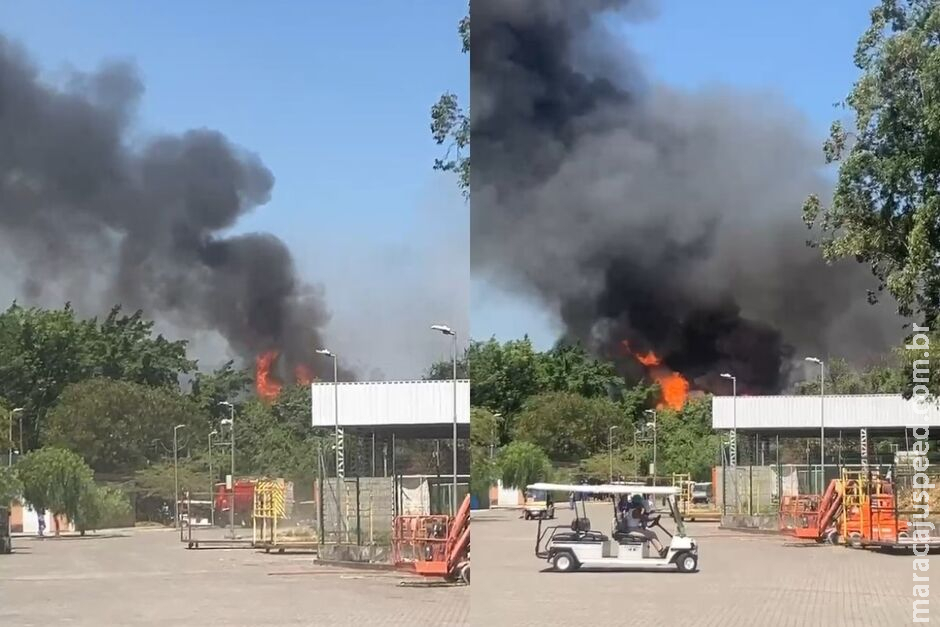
[523,488,555,520]
[528,482,699,573]
[213,480,256,527]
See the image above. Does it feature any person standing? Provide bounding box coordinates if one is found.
[36,510,45,538]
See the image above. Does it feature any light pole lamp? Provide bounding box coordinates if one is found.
[644,409,657,485]
[208,429,218,526]
[608,425,620,483]
[805,357,825,492]
[219,401,235,537]
[432,324,459,515]
[315,349,342,480]
[8,408,23,467]
[173,424,187,529]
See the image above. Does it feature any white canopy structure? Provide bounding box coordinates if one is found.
[311,379,470,439]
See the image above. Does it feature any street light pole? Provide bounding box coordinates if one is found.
[644,410,657,486]
[608,425,620,483]
[633,428,640,480]
[208,430,217,527]
[805,357,825,492]
[315,350,341,480]
[8,408,23,467]
[491,413,502,461]
[432,324,459,515]
[173,424,186,529]
[219,402,235,538]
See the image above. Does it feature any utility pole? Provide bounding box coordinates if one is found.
[219,402,235,539]
[608,425,620,483]
[173,424,187,529]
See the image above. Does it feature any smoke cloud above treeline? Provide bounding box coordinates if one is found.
[0,35,335,379]
[470,0,902,393]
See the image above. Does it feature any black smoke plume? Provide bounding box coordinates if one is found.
[0,36,337,380]
[471,0,902,394]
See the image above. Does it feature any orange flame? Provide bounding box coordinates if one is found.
[294,363,314,386]
[621,341,689,410]
[256,351,283,402]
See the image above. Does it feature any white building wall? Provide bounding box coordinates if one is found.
[311,380,471,428]
[712,394,940,430]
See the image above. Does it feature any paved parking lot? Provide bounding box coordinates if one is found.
[471,503,928,626]
[0,529,468,626]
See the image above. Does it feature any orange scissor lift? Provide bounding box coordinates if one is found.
[779,477,843,544]
[780,469,915,549]
[837,469,909,548]
[392,494,470,584]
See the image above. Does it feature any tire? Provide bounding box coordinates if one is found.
[825,530,839,545]
[459,563,470,584]
[848,532,862,549]
[552,551,577,572]
[523,512,530,520]
[676,552,698,573]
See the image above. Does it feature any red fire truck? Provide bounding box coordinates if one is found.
[213,480,256,527]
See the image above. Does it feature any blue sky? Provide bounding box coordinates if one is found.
[0,1,469,378]
[470,0,874,350]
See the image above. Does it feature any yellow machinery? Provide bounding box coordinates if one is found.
[252,479,309,553]
[671,473,720,522]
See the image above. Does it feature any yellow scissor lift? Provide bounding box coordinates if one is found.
[252,479,318,554]
[671,473,720,522]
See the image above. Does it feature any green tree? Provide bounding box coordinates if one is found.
[134,459,209,502]
[470,407,500,451]
[654,398,720,481]
[538,344,627,399]
[17,447,94,535]
[513,392,628,463]
[232,398,321,479]
[578,450,643,483]
[498,441,551,490]
[75,485,134,535]
[789,357,907,395]
[0,304,194,451]
[468,337,544,427]
[430,4,470,197]
[424,350,469,380]
[190,361,252,422]
[803,1,940,323]
[44,378,201,474]
[0,466,22,504]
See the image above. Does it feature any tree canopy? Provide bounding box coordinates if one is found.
[803,1,940,324]
[16,447,94,532]
[430,4,469,197]
[44,378,200,474]
[0,304,193,451]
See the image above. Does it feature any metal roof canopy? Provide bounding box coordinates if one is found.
[311,379,470,440]
[712,394,940,431]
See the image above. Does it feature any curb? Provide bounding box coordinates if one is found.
[313,559,398,572]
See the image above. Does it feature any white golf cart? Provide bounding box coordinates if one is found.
[527,482,698,573]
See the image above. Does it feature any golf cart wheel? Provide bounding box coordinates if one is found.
[552,551,577,573]
[459,563,470,584]
[676,552,698,573]
[848,532,862,549]
[523,512,530,520]
[825,530,840,545]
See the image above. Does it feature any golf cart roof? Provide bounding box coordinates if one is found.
[527,482,680,496]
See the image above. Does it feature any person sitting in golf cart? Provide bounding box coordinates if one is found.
[624,494,665,555]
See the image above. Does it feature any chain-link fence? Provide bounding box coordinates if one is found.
[716,431,940,520]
